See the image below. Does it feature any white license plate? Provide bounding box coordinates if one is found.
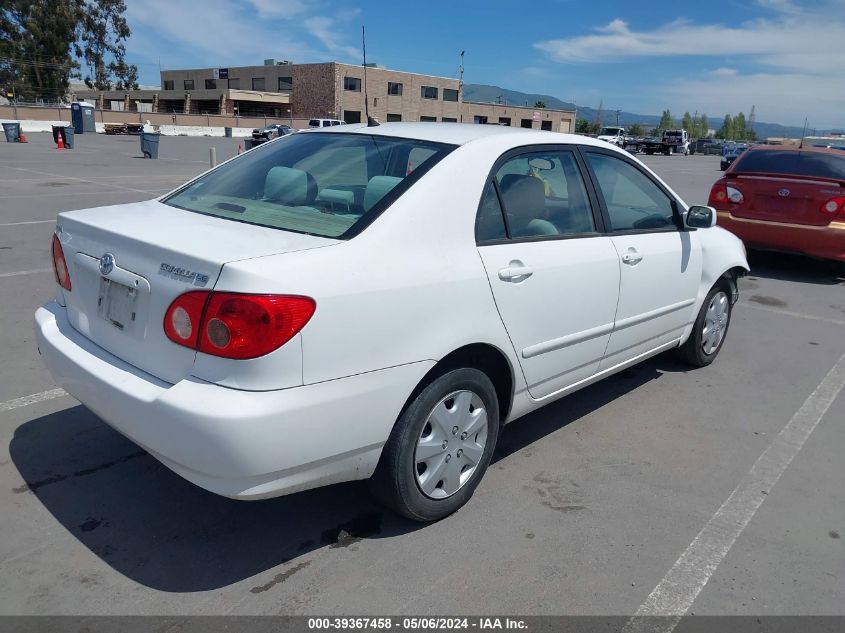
[98,277,137,330]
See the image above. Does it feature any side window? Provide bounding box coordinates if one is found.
[494,150,595,238]
[585,153,676,232]
[476,181,507,242]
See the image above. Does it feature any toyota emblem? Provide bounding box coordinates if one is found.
[778,188,790,197]
[99,253,115,276]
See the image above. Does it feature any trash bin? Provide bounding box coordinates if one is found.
[140,132,160,158]
[224,127,233,138]
[52,125,74,148]
[2,122,20,142]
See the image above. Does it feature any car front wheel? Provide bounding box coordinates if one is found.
[676,282,733,367]
[370,368,500,521]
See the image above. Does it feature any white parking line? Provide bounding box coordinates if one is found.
[8,166,158,195]
[623,351,845,633]
[0,388,68,412]
[0,268,53,278]
[0,220,54,226]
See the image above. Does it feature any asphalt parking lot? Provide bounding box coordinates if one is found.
[0,133,843,617]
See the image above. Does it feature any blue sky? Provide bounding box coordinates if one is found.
[124,0,845,128]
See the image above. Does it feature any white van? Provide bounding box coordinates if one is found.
[308,118,345,128]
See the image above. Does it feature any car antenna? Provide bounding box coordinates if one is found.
[799,117,808,149]
[362,25,379,127]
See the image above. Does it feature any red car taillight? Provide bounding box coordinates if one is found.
[51,234,72,290]
[820,196,845,215]
[708,181,743,206]
[164,292,315,359]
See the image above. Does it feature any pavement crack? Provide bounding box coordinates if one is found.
[13,450,146,494]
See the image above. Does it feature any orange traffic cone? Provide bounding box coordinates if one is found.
[56,132,65,150]
[18,132,27,143]
[237,143,242,154]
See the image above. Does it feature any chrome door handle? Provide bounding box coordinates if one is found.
[498,265,534,281]
[621,252,643,265]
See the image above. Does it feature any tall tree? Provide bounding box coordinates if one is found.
[734,112,747,140]
[575,118,591,134]
[655,109,674,136]
[698,113,709,137]
[0,0,82,102]
[717,114,733,139]
[628,123,644,137]
[79,0,136,90]
[681,111,693,134]
[534,100,545,108]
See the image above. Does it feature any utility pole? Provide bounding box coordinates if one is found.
[615,109,621,126]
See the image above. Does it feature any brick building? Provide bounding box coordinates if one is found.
[76,60,576,132]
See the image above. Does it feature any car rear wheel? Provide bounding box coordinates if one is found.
[676,282,732,367]
[370,368,500,522]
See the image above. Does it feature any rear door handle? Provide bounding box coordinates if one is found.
[498,264,534,282]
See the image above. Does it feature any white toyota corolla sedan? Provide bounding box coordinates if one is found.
[35,123,748,521]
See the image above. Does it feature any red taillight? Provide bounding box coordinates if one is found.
[708,182,727,206]
[51,234,72,290]
[164,292,315,359]
[163,290,210,349]
[820,196,845,215]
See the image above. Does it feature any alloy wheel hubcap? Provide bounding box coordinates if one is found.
[702,291,729,355]
[414,390,488,499]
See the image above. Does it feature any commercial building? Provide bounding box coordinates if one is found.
[75,60,576,132]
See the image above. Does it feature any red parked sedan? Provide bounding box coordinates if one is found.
[709,145,845,263]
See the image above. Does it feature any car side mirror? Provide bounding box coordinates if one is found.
[685,205,717,229]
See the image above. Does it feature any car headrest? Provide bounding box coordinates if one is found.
[364,176,403,211]
[499,174,546,231]
[264,166,317,205]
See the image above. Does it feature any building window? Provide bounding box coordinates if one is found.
[420,116,437,122]
[421,86,438,99]
[344,110,362,124]
[252,77,265,91]
[541,120,553,131]
[183,79,194,90]
[473,115,488,124]
[387,82,403,96]
[442,117,457,123]
[344,76,361,92]
[521,119,533,128]
[163,80,174,90]
[205,79,216,89]
[278,76,293,90]
[499,117,511,126]
[228,78,240,89]
[443,88,459,102]
[386,113,402,122]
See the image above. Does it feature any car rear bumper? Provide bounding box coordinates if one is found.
[717,211,845,262]
[34,301,432,499]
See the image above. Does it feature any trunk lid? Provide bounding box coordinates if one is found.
[57,199,338,384]
[728,174,844,226]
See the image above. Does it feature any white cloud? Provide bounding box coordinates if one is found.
[247,0,307,19]
[533,1,845,126]
[304,17,360,60]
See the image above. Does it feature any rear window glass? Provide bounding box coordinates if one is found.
[733,150,845,180]
[163,133,454,238]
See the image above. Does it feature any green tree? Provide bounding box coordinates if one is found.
[628,123,644,136]
[681,111,693,134]
[717,114,733,139]
[734,112,747,140]
[575,118,591,134]
[109,57,137,90]
[80,0,136,90]
[654,109,675,137]
[0,0,83,102]
[534,100,545,108]
[698,113,709,137]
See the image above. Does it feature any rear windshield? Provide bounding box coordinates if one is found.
[733,149,845,180]
[163,132,455,238]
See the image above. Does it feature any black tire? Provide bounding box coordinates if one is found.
[370,368,500,522]
[676,281,733,367]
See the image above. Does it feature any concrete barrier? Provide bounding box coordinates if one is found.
[0,119,256,138]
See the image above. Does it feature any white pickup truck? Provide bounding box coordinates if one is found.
[597,126,626,146]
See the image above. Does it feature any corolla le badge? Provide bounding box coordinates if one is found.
[778,188,791,197]
[99,253,115,276]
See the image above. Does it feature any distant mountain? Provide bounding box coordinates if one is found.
[463,83,842,139]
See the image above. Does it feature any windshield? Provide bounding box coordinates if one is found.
[163,132,455,238]
[600,128,621,135]
[733,149,845,179]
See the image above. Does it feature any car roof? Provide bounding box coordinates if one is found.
[317,122,612,149]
